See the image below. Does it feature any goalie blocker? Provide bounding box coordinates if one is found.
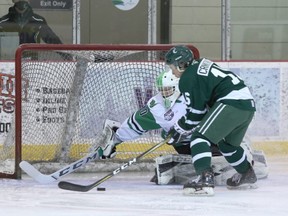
[152,144,268,186]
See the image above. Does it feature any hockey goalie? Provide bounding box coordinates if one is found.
[100,68,268,187]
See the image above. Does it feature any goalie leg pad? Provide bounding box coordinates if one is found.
[252,150,268,179]
[154,154,176,185]
[153,150,268,186]
[210,150,268,185]
[153,154,195,185]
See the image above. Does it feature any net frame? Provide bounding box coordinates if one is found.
[0,44,199,179]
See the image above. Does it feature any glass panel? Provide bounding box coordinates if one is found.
[230,0,288,60]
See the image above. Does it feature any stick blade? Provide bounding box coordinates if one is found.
[58,181,92,192]
[20,161,57,183]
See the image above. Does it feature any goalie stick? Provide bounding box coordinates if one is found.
[20,146,103,184]
[58,137,170,192]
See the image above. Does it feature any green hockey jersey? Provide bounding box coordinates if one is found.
[178,58,256,130]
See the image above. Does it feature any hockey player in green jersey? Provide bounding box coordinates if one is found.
[100,67,267,189]
[165,45,257,196]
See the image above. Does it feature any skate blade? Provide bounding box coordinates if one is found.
[227,183,258,190]
[183,187,214,196]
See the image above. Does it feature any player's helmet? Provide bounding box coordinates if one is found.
[165,45,194,72]
[156,68,180,109]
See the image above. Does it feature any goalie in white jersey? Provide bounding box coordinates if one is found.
[101,68,268,185]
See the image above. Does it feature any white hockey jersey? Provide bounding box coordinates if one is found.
[116,93,187,142]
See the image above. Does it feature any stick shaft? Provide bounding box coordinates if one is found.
[58,138,169,192]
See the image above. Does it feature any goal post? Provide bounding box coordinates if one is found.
[0,44,200,179]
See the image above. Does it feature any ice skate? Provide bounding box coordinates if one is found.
[183,168,214,196]
[226,165,257,190]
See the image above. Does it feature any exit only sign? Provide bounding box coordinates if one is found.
[29,0,73,10]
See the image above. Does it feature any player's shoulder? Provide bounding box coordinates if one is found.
[182,58,216,79]
[0,13,10,22]
[195,58,215,76]
[146,93,163,108]
[31,13,46,23]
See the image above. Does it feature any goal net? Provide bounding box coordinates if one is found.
[0,44,199,179]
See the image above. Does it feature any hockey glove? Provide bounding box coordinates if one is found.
[100,120,122,159]
[101,134,122,159]
[167,122,193,145]
[101,146,117,159]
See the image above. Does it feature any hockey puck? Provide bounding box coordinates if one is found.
[97,187,106,191]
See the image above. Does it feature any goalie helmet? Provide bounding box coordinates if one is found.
[156,68,180,109]
[165,45,194,72]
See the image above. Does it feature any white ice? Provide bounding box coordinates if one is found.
[1,157,287,216]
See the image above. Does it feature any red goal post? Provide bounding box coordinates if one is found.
[0,44,199,179]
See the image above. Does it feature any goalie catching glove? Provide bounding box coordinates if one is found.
[167,122,193,145]
[101,131,121,159]
[102,145,117,159]
[100,120,122,159]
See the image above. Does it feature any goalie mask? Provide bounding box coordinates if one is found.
[156,68,180,109]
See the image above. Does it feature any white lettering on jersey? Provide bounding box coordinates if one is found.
[211,66,241,85]
[197,59,213,76]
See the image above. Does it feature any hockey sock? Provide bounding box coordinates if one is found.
[190,137,212,174]
[218,140,250,173]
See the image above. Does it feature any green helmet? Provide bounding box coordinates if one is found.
[165,45,194,71]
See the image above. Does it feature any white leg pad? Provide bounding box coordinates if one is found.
[154,150,268,186]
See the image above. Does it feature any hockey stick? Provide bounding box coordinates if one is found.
[58,137,170,192]
[20,146,103,184]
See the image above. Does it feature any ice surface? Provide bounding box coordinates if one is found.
[1,157,287,216]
